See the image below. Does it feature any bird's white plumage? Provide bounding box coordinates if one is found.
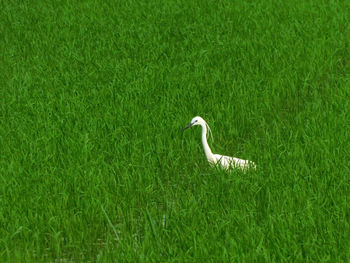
[213,154,256,170]
[183,116,256,171]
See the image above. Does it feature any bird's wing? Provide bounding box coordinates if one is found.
[214,154,252,169]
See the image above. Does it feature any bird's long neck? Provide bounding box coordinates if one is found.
[201,124,215,163]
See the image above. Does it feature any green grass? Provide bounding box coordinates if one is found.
[1,0,350,261]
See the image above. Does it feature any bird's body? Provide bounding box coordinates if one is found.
[213,154,254,170]
[183,116,256,171]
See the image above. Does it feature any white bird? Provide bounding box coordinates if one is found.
[183,116,256,171]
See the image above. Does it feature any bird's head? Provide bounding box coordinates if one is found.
[183,116,205,130]
[183,116,214,141]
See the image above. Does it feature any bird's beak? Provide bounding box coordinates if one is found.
[182,122,194,131]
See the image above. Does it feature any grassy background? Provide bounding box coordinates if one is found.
[1,0,350,261]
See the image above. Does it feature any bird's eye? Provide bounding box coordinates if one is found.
[195,120,198,122]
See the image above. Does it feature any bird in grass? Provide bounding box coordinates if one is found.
[183,116,256,171]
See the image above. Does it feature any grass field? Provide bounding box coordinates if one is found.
[1,0,350,261]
